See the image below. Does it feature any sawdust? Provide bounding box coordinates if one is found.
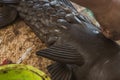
[0,20,52,74]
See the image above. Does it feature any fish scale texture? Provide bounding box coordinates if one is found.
[17,0,85,45]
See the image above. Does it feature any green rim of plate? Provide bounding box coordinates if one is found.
[0,64,51,80]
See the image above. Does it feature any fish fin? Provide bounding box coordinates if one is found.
[47,62,72,80]
[36,44,84,65]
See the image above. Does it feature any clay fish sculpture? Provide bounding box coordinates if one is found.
[36,22,120,80]
[0,1,18,28]
[24,0,120,80]
[16,1,120,80]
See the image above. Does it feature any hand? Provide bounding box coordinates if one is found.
[70,0,120,40]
